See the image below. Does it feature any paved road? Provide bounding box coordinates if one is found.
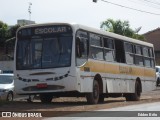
[44,102,160,120]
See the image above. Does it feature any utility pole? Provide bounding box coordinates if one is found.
[28,2,32,20]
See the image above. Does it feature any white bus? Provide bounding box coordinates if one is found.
[14,23,156,104]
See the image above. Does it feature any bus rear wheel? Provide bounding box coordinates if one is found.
[40,94,53,103]
[86,80,99,104]
[125,81,141,101]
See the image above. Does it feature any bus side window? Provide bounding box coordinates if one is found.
[143,47,150,67]
[76,37,85,58]
[89,33,103,60]
[125,42,134,65]
[143,47,154,68]
[76,30,88,66]
[149,48,155,68]
[135,45,144,66]
[103,38,115,62]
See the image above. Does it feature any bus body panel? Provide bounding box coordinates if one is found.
[14,67,80,94]
[79,59,156,93]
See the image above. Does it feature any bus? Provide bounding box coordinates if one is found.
[14,23,156,104]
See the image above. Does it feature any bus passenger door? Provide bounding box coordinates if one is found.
[115,40,128,93]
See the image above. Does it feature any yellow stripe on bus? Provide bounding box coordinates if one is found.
[80,61,155,78]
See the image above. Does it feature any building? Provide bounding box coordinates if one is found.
[144,28,160,65]
[17,19,35,26]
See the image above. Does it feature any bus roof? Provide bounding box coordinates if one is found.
[73,23,153,47]
[17,22,153,47]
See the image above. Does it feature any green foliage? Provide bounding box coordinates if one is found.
[100,19,144,41]
[0,21,8,46]
[133,34,145,40]
[0,20,20,47]
[9,24,21,37]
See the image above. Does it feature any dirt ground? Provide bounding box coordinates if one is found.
[0,87,160,119]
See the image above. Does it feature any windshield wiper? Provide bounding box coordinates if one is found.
[23,41,31,65]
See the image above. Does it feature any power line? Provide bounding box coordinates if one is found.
[127,0,160,10]
[139,0,160,6]
[100,0,160,16]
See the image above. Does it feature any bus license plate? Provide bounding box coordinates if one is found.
[36,83,48,89]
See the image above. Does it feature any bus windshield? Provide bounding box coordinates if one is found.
[16,35,72,70]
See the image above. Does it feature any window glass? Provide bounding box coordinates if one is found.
[76,31,88,66]
[151,59,155,68]
[103,38,115,62]
[104,38,114,49]
[34,40,42,64]
[135,56,143,66]
[125,42,133,53]
[90,33,102,47]
[89,33,103,60]
[144,58,151,67]
[156,67,160,72]
[104,49,114,61]
[142,47,154,68]
[135,45,142,55]
[42,38,72,68]
[77,31,88,38]
[149,48,154,57]
[143,47,149,57]
[125,42,134,64]
[0,75,13,84]
[90,47,103,60]
[16,36,72,69]
[126,53,134,64]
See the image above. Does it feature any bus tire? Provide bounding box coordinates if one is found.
[6,92,13,101]
[156,78,160,86]
[86,80,99,104]
[125,81,141,101]
[98,94,105,103]
[40,94,53,103]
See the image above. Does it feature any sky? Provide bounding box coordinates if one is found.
[1,0,160,34]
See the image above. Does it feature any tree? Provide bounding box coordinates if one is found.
[0,20,20,44]
[0,20,20,59]
[0,21,8,47]
[5,24,20,56]
[9,24,20,38]
[100,19,144,40]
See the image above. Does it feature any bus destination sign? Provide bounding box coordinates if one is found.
[34,26,69,35]
[18,25,72,37]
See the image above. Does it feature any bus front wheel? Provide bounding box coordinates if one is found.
[86,80,99,104]
[6,92,13,101]
[40,94,53,103]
